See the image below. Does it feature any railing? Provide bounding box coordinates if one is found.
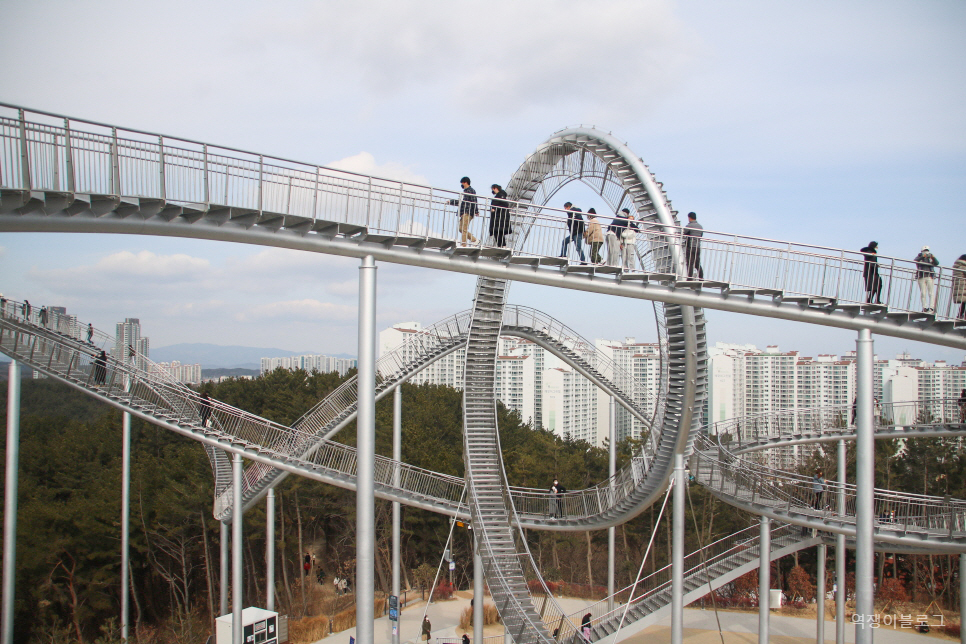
[713,400,966,448]
[551,523,802,641]
[691,434,966,538]
[3,104,964,322]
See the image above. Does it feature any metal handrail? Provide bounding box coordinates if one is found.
[3,106,964,321]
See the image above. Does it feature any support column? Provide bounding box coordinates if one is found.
[232,453,243,644]
[266,489,275,612]
[836,439,846,644]
[759,515,771,644]
[357,255,377,644]
[671,453,685,644]
[474,537,484,644]
[2,360,21,644]
[960,553,965,644]
[817,543,826,644]
[121,411,131,642]
[220,520,229,616]
[854,329,874,644]
[392,384,402,644]
[608,396,616,613]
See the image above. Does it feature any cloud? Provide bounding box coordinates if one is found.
[246,0,698,120]
[327,152,429,185]
[239,299,357,323]
[29,250,212,296]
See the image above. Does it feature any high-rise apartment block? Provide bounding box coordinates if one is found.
[115,318,150,371]
[153,361,203,385]
[260,354,357,378]
[380,322,663,447]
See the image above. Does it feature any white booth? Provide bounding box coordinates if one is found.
[217,608,279,644]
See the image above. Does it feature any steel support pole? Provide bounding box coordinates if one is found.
[817,543,826,644]
[960,553,966,644]
[392,384,402,644]
[2,361,21,644]
[121,411,131,642]
[854,329,874,644]
[220,520,229,616]
[759,515,771,644]
[357,255,377,644]
[474,537,484,644]
[232,453,243,644]
[608,396,616,613]
[836,439,846,644]
[671,453,685,644]
[266,489,275,612]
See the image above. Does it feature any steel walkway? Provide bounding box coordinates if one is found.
[0,105,963,349]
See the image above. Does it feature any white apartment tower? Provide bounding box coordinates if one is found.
[115,318,150,371]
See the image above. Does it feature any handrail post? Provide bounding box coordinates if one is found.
[111,127,120,196]
[158,135,166,199]
[64,118,75,193]
[257,155,264,213]
[312,166,320,219]
[202,144,210,204]
[18,109,31,191]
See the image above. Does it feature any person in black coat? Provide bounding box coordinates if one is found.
[559,202,587,263]
[489,184,512,248]
[93,350,108,385]
[860,241,882,304]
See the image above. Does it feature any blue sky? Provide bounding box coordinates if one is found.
[1,0,963,362]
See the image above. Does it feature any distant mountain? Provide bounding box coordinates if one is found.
[151,343,355,370]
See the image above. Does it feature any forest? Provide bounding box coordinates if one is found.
[2,368,965,644]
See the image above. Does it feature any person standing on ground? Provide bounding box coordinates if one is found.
[914,245,939,313]
[861,242,883,304]
[199,392,213,428]
[489,184,512,248]
[683,212,704,279]
[584,209,604,264]
[559,203,587,262]
[449,177,479,246]
[953,253,966,320]
[304,552,311,576]
[549,478,566,518]
[422,615,432,641]
[333,575,341,596]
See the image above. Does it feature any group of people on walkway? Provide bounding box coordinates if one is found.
[449,177,512,248]
[862,243,966,319]
[559,203,644,270]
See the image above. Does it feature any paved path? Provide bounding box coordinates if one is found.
[311,597,943,644]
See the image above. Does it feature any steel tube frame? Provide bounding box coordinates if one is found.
[392,384,402,644]
[121,410,131,642]
[608,396,617,612]
[671,453,685,644]
[232,453,243,644]
[817,543,826,644]
[220,520,229,616]
[854,329,874,644]
[2,361,21,644]
[759,515,771,644]
[836,439,846,644]
[960,553,966,644]
[266,489,275,612]
[5,214,962,350]
[356,255,377,644]
[474,538,483,644]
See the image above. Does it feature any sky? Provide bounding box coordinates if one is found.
[0,0,964,363]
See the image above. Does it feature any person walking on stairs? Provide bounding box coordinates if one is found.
[861,242,883,304]
[559,203,586,262]
[953,253,966,320]
[489,184,512,248]
[584,209,604,264]
[684,212,704,279]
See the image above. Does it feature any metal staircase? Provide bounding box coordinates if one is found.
[462,277,563,644]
